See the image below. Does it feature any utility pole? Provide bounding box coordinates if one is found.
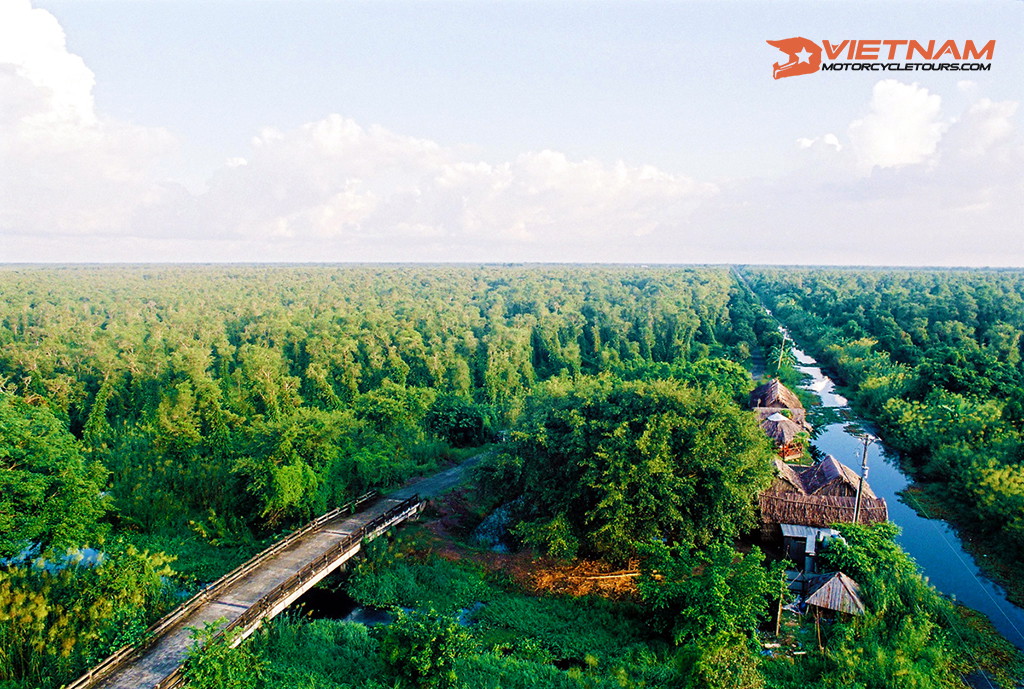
[853,433,877,523]
[776,332,790,373]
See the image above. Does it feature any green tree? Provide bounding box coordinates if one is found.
[637,540,784,644]
[0,392,108,557]
[380,609,471,689]
[482,375,775,560]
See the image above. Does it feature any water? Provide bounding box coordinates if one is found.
[790,346,1024,649]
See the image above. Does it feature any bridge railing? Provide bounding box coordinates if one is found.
[152,495,422,689]
[63,490,380,689]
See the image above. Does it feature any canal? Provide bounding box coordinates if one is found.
[791,344,1024,650]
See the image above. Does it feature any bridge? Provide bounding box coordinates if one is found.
[66,490,427,689]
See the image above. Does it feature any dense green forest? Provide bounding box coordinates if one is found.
[1,265,1020,689]
[742,268,1024,602]
[0,265,774,688]
[0,265,765,539]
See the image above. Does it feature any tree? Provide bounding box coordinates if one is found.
[380,609,470,689]
[481,375,775,560]
[0,392,108,557]
[426,395,490,448]
[637,541,785,644]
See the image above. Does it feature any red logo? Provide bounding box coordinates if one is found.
[767,38,995,78]
[767,37,823,79]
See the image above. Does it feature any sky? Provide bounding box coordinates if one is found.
[1,0,1022,266]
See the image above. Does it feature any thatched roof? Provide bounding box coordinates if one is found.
[802,455,876,499]
[759,414,806,445]
[806,572,865,615]
[759,492,888,528]
[750,379,804,412]
[771,458,806,494]
[755,405,811,429]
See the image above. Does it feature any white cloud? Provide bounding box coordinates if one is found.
[133,115,717,255]
[0,0,173,240]
[848,80,947,172]
[0,1,1020,267]
[947,98,1018,157]
[687,80,1023,266]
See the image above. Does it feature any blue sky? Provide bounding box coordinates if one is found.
[2,0,1022,264]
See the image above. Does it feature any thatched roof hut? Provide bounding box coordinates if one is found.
[750,379,804,414]
[769,458,806,494]
[760,413,806,445]
[806,572,865,616]
[801,455,876,499]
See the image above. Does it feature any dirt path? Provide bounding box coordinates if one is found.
[391,449,492,501]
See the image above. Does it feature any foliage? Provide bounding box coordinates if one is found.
[480,374,775,559]
[427,395,492,448]
[0,543,175,688]
[472,593,650,664]
[676,631,766,689]
[379,609,472,689]
[0,391,108,558]
[348,542,491,614]
[0,265,768,536]
[637,540,786,644]
[248,617,393,689]
[184,620,267,689]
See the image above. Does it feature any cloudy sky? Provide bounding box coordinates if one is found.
[1,0,1022,265]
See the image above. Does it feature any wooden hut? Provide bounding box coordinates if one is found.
[750,379,803,413]
[759,455,888,570]
[760,413,808,460]
[750,379,811,458]
[805,572,865,616]
[801,455,876,498]
[759,492,889,535]
[750,379,810,426]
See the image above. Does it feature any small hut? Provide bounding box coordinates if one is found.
[801,455,875,498]
[759,486,888,571]
[750,379,810,427]
[759,492,889,537]
[750,379,804,414]
[759,413,808,460]
[805,572,865,617]
[750,379,811,458]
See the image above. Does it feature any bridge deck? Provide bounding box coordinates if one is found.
[71,451,487,689]
[95,497,409,689]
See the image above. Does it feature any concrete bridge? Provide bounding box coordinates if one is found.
[65,451,487,689]
[66,492,423,689]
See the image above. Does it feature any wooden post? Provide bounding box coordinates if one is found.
[815,609,822,650]
[774,595,782,637]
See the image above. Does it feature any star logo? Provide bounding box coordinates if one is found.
[766,37,824,79]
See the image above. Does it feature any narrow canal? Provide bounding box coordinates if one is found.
[790,344,1024,650]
